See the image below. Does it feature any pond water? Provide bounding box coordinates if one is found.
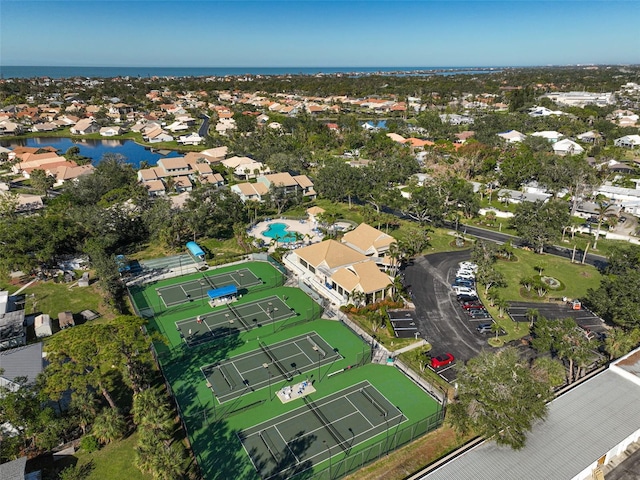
[262,223,299,243]
[0,137,182,169]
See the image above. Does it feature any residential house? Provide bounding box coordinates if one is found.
[577,131,602,143]
[144,179,166,196]
[230,182,270,202]
[531,131,564,143]
[528,106,565,117]
[0,343,44,392]
[0,120,23,136]
[178,133,204,145]
[341,223,396,257]
[143,127,174,143]
[222,156,270,179]
[157,157,192,176]
[0,291,26,351]
[15,194,44,214]
[31,122,58,132]
[497,189,551,204]
[257,172,316,199]
[421,347,640,480]
[49,164,94,186]
[99,126,124,136]
[497,130,527,143]
[439,114,474,125]
[70,118,99,135]
[455,131,475,144]
[614,135,640,148]
[552,139,585,156]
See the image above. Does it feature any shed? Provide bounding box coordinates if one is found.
[34,314,52,337]
[186,241,205,262]
[58,311,75,329]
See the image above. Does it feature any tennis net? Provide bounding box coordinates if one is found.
[259,341,292,381]
[361,387,387,416]
[304,397,347,452]
[227,303,250,330]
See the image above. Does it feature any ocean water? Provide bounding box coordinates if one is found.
[0,65,501,79]
[0,137,181,169]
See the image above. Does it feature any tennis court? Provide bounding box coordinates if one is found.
[202,332,342,403]
[157,268,262,307]
[176,295,295,346]
[239,381,406,480]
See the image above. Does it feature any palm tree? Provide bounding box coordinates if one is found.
[526,308,539,328]
[91,408,127,444]
[593,198,615,250]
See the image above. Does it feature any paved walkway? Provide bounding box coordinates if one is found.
[248,218,323,250]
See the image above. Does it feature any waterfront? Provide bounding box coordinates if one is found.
[1,65,502,79]
[0,137,181,168]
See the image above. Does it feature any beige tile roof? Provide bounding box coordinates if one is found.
[145,179,165,192]
[293,174,314,188]
[307,206,326,215]
[158,156,190,171]
[138,168,158,181]
[234,182,269,196]
[294,239,367,270]
[342,223,396,255]
[331,260,392,293]
[263,172,297,187]
[50,164,94,181]
[193,162,213,175]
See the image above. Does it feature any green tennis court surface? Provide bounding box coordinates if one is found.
[158,268,262,307]
[202,332,341,403]
[177,295,295,347]
[239,381,405,480]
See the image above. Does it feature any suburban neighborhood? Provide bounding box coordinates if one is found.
[1,64,640,480]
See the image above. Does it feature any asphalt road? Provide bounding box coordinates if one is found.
[455,223,609,269]
[403,250,492,381]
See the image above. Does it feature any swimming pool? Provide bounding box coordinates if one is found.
[262,223,299,243]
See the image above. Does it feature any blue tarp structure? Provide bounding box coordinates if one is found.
[207,284,237,300]
[186,241,205,261]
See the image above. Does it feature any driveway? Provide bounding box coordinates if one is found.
[402,250,491,381]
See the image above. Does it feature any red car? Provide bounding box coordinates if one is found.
[430,353,455,369]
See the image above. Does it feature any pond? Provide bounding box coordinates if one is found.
[0,137,182,169]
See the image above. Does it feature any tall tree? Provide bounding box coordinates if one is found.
[511,200,569,253]
[450,347,550,450]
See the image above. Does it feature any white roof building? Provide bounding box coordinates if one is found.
[552,138,585,156]
[497,130,527,143]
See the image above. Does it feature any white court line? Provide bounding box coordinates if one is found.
[275,427,301,464]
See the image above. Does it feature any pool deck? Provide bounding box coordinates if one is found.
[249,218,324,251]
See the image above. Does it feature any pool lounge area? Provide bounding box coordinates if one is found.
[249,218,323,250]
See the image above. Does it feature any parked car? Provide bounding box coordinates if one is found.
[453,280,475,288]
[456,272,476,280]
[459,261,478,271]
[462,303,486,310]
[620,216,627,224]
[454,277,475,285]
[430,353,455,369]
[452,286,477,296]
[457,294,479,302]
[476,323,493,334]
[467,310,490,319]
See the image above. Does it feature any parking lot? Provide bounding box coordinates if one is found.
[402,250,492,382]
[507,301,608,335]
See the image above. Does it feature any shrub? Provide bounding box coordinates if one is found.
[79,434,100,453]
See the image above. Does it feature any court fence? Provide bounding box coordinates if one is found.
[286,408,445,480]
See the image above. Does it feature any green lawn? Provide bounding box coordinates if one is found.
[490,248,602,303]
[74,433,151,480]
[2,278,115,323]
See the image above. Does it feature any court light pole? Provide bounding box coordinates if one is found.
[323,440,332,479]
[263,363,272,401]
[382,412,390,456]
[200,280,206,305]
[313,345,320,383]
[206,381,216,423]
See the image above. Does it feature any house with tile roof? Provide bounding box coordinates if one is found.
[283,239,394,305]
[341,223,396,257]
[230,181,270,202]
[70,118,99,135]
[553,138,585,156]
[257,172,316,199]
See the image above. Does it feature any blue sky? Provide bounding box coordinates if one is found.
[1,1,639,67]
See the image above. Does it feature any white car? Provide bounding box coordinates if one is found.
[456,271,475,279]
[459,261,478,271]
[452,286,477,296]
